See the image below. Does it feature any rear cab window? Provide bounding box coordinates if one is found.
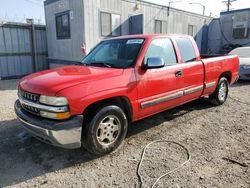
[175,37,197,63]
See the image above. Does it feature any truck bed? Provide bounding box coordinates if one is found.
[201,54,226,59]
[201,54,239,96]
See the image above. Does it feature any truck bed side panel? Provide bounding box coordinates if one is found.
[201,55,239,96]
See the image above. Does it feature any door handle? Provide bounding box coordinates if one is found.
[175,70,183,77]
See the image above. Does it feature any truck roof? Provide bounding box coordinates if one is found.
[104,34,192,41]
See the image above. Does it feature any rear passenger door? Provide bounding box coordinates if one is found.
[174,37,204,103]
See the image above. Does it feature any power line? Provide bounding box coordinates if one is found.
[23,0,43,6]
[32,0,45,2]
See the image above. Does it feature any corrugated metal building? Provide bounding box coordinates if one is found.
[207,8,250,54]
[44,0,212,67]
[0,22,48,79]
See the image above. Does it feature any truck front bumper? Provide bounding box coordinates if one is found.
[14,100,83,149]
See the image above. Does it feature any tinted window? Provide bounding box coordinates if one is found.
[56,12,70,39]
[145,38,177,66]
[175,38,196,63]
[82,39,144,68]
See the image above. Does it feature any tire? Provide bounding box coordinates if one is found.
[209,77,229,105]
[82,105,128,155]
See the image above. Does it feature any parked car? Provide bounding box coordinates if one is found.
[229,47,250,80]
[15,34,239,155]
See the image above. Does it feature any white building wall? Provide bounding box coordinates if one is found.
[45,0,212,66]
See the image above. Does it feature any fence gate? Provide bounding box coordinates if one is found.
[0,22,48,79]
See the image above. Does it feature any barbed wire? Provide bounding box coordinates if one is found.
[0,0,45,24]
[0,14,45,25]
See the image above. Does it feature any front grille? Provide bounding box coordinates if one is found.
[22,103,40,115]
[18,88,40,115]
[19,89,39,103]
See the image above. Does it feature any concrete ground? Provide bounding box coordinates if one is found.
[0,79,249,188]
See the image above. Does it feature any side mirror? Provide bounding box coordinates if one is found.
[142,57,165,69]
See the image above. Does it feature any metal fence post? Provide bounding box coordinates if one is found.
[28,19,37,72]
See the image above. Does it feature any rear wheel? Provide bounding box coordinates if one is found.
[209,77,229,105]
[83,105,128,155]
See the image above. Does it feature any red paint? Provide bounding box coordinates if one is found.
[19,34,239,121]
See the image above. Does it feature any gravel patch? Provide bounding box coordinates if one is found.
[0,79,249,188]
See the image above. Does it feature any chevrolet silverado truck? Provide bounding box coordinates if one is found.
[15,34,239,155]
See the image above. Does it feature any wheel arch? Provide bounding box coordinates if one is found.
[82,96,133,123]
[219,71,232,83]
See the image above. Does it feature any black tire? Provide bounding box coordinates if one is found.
[209,77,229,105]
[82,105,128,155]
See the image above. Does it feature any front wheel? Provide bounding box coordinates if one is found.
[209,77,229,105]
[83,105,128,155]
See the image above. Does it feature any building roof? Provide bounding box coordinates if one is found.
[220,8,250,15]
[44,0,212,18]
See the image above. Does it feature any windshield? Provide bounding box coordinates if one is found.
[81,39,144,68]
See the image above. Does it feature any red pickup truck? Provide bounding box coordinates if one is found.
[15,34,239,155]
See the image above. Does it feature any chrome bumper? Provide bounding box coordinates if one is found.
[15,100,83,149]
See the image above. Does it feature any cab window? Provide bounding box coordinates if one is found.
[145,38,177,66]
[175,38,197,63]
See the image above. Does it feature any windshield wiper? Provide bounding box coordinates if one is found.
[89,61,112,68]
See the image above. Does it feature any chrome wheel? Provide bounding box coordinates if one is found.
[218,82,227,101]
[96,115,121,146]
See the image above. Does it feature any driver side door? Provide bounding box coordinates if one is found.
[136,37,183,118]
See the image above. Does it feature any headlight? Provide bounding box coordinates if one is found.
[40,111,71,120]
[39,95,68,106]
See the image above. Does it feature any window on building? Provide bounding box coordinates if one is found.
[145,38,177,66]
[233,28,249,39]
[188,24,195,36]
[100,12,121,37]
[55,11,70,39]
[175,38,196,63]
[155,20,167,34]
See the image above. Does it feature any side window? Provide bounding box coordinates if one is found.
[155,20,167,34]
[145,38,177,66]
[100,12,121,37]
[188,25,195,36]
[175,38,197,63]
[55,11,70,39]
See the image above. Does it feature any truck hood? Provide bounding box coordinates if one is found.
[19,65,124,96]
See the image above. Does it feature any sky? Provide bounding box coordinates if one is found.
[0,0,249,24]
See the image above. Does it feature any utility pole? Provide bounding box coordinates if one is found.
[222,0,237,12]
[167,0,182,16]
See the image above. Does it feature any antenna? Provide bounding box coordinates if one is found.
[221,0,237,12]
